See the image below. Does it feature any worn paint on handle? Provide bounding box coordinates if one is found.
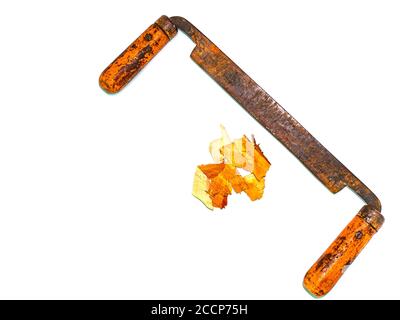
[99,16,177,93]
[303,205,384,297]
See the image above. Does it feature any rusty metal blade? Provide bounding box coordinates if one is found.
[170,16,380,209]
[191,43,350,192]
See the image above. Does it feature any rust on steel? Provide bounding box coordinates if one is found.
[99,16,384,297]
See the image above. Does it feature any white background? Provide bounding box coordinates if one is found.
[0,0,399,299]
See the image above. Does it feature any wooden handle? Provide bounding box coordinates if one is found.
[99,15,177,93]
[303,205,384,297]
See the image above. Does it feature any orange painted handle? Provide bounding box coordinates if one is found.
[99,15,177,93]
[303,205,384,297]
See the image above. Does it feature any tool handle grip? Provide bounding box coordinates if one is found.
[99,16,176,93]
[303,205,384,297]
